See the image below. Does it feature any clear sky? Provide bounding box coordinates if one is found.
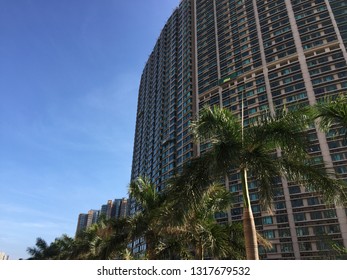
[0,0,179,260]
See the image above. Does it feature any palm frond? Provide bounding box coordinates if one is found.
[256,232,273,250]
[280,157,347,205]
[165,153,219,214]
[191,105,242,144]
[313,93,347,139]
[248,107,311,159]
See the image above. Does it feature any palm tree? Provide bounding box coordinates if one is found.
[92,218,131,260]
[192,105,347,259]
[50,234,76,260]
[162,182,239,260]
[129,176,166,259]
[160,156,247,259]
[164,154,217,220]
[27,220,131,260]
[71,216,131,260]
[189,184,243,260]
[73,222,104,259]
[27,237,58,260]
[28,235,85,260]
[312,93,347,139]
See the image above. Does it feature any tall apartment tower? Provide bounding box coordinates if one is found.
[101,200,113,219]
[119,198,130,218]
[86,209,100,227]
[131,0,196,198]
[0,252,9,260]
[75,213,89,235]
[76,198,129,236]
[111,198,130,218]
[131,0,347,259]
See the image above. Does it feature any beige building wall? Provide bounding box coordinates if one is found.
[0,252,9,260]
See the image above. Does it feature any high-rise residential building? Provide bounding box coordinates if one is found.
[75,213,89,235]
[111,198,130,219]
[131,0,347,259]
[101,200,113,219]
[130,0,196,218]
[111,199,122,218]
[86,209,100,228]
[76,198,129,236]
[0,252,9,260]
[119,198,130,218]
[76,210,101,235]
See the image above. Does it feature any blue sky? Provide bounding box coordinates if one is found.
[0,0,179,259]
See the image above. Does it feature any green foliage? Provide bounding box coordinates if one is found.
[27,173,246,260]
[192,105,347,209]
[27,97,347,260]
[191,105,347,259]
[313,93,347,139]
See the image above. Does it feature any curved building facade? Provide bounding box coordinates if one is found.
[131,0,347,259]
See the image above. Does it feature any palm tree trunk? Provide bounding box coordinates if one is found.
[241,168,259,260]
[147,245,156,260]
[243,208,258,260]
[145,234,156,260]
[196,240,204,260]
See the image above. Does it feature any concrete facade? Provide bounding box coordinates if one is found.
[131,0,347,259]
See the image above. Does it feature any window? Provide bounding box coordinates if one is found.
[274,187,284,197]
[231,207,242,216]
[310,211,323,220]
[289,186,301,194]
[331,153,345,161]
[243,58,251,65]
[291,199,304,208]
[307,197,320,205]
[277,215,288,223]
[281,243,293,252]
[294,213,306,222]
[282,68,291,75]
[263,216,273,225]
[215,212,227,219]
[276,201,286,209]
[296,227,309,236]
[299,242,312,251]
[279,229,291,237]
[263,230,275,239]
[283,77,293,84]
[252,205,261,213]
[248,181,257,189]
[316,241,329,250]
[255,218,263,226]
[230,183,242,192]
[324,209,337,218]
[327,225,340,234]
[250,193,259,201]
[335,166,347,174]
[328,141,340,149]
[257,86,266,93]
[314,226,326,235]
